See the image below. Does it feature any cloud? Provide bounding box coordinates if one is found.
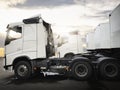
[86,11,109,21]
[9,0,75,8]
[0,0,120,10]
[7,0,26,6]
[97,10,112,15]
[0,0,26,8]
[5,0,109,8]
[74,0,120,5]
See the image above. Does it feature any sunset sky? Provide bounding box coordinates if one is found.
[0,0,120,47]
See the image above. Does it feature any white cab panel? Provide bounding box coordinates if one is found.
[6,52,36,65]
[37,23,47,58]
[6,39,22,55]
[23,24,37,53]
[23,24,36,41]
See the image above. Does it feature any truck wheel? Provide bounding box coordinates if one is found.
[14,61,32,80]
[71,61,92,80]
[99,61,119,79]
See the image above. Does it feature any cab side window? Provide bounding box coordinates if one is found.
[8,26,22,40]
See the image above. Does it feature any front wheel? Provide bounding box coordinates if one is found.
[71,61,93,80]
[14,61,32,80]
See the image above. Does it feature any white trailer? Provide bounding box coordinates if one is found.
[109,4,120,48]
[94,23,110,49]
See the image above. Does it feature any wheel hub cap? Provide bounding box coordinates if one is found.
[17,65,28,77]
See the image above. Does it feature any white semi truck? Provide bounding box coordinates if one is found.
[57,35,85,58]
[4,16,93,80]
[4,4,120,80]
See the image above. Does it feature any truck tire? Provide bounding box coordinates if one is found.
[14,61,32,80]
[71,61,92,80]
[99,61,119,79]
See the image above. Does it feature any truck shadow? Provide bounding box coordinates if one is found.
[87,80,109,90]
[1,74,120,90]
[2,74,68,85]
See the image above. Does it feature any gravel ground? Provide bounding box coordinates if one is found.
[0,58,120,90]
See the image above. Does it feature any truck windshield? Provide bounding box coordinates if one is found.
[5,26,22,45]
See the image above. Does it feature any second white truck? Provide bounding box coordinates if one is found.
[57,35,86,58]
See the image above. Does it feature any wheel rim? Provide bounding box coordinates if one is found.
[17,65,28,77]
[75,64,88,77]
[104,63,118,77]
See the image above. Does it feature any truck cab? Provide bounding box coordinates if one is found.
[4,16,55,71]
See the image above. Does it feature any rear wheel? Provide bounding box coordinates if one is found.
[99,61,119,79]
[71,61,93,80]
[14,61,32,80]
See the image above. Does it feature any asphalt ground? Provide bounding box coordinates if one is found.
[0,58,120,90]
